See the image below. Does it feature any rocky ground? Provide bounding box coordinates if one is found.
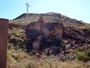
[7,24,90,68]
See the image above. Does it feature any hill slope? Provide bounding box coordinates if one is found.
[11,12,88,28]
[8,12,90,68]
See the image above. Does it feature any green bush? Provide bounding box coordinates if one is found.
[85,50,90,57]
[76,50,90,62]
[84,29,90,35]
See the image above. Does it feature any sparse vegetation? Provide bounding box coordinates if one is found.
[7,13,90,68]
[76,50,90,62]
[7,44,90,68]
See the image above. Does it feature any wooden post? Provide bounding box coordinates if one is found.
[0,18,8,68]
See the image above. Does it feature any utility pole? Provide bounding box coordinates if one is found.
[25,3,30,23]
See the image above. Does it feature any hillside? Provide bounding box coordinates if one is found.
[10,12,87,28]
[9,12,90,51]
[9,12,90,43]
[7,12,90,68]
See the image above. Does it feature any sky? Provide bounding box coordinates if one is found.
[0,0,90,23]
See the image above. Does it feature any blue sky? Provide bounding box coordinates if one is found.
[0,0,90,23]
